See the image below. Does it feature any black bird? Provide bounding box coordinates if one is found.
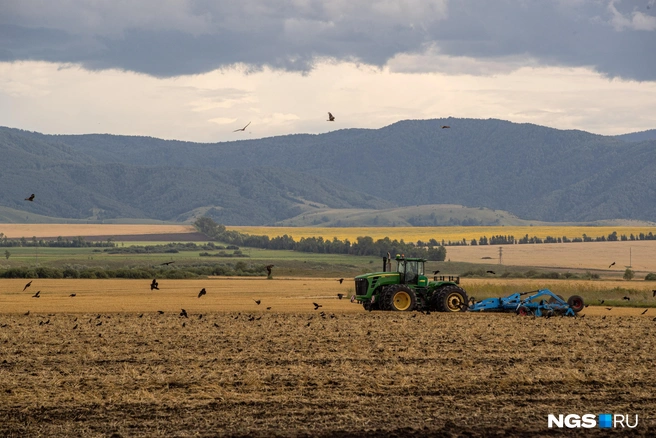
[32,291,40,298]
[138,314,143,318]
[23,281,32,292]
[313,302,322,310]
[96,321,102,326]
[327,112,335,122]
[599,299,605,304]
[72,324,78,330]
[433,270,440,275]
[198,314,203,320]
[266,306,272,310]
[24,310,30,316]
[214,323,220,328]
[606,307,612,311]
[623,296,630,301]
[160,261,175,266]
[337,278,344,284]
[157,310,164,314]
[198,288,207,298]
[265,265,274,276]
[69,293,76,297]
[337,293,344,300]
[609,262,615,268]
[486,270,496,275]
[441,125,450,129]
[254,299,261,305]
[652,290,656,297]
[233,121,251,132]
[25,194,35,201]
[182,322,186,327]
[180,309,188,318]
[150,279,159,290]
[641,309,648,315]
[584,304,589,308]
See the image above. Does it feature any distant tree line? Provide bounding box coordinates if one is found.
[413,231,656,247]
[194,217,447,261]
[0,233,116,248]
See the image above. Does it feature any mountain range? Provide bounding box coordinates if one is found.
[1,118,654,225]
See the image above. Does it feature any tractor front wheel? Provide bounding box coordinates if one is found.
[387,285,417,311]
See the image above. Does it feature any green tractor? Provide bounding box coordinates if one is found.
[353,254,468,312]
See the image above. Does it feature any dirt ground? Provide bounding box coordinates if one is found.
[1,280,655,436]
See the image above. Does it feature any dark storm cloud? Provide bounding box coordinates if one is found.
[0,0,654,80]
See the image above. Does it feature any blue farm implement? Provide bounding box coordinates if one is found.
[467,289,584,317]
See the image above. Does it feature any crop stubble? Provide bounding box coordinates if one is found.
[1,280,655,436]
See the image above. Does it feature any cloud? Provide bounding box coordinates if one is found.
[0,0,654,80]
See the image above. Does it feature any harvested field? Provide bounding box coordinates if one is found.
[0,224,194,239]
[1,279,655,436]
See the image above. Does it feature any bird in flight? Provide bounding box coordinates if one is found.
[327,112,335,122]
[641,309,648,315]
[198,288,207,298]
[441,125,450,129]
[599,299,605,304]
[433,270,440,275]
[609,262,615,268]
[23,281,32,292]
[180,309,188,318]
[265,264,274,276]
[337,278,344,284]
[606,307,612,311]
[25,194,35,201]
[233,121,251,132]
[32,291,40,298]
[160,261,174,266]
[254,299,261,305]
[150,279,159,290]
[486,270,496,275]
[313,302,322,310]
[337,293,344,300]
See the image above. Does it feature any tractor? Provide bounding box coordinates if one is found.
[353,254,468,312]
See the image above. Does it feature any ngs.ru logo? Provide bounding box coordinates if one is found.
[548,414,638,429]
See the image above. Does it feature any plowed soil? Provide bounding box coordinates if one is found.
[1,280,655,436]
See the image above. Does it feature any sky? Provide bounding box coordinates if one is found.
[1,0,655,143]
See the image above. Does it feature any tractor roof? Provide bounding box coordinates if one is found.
[394,255,426,262]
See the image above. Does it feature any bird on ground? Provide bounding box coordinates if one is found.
[157,310,164,314]
[609,262,616,268]
[623,296,631,301]
[182,322,186,327]
[72,324,78,330]
[233,121,251,132]
[138,314,143,318]
[337,293,344,300]
[198,314,203,320]
[160,261,174,266]
[96,321,102,326]
[32,291,40,298]
[653,290,656,297]
[150,279,159,290]
[180,309,188,318]
[327,112,335,122]
[265,265,274,276]
[25,194,35,201]
[313,302,322,310]
[584,304,589,308]
[254,299,261,305]
[69,294,76,297]
[337,278,344,284]
[441,125,450,129]
[641,309,648,315]
[23,281,32,292]
[266,306,272,310]
[214,323,220,328]
[486,270,496,275]
[198,288,207,298]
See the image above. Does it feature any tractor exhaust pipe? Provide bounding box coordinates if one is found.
[383,256,387,272]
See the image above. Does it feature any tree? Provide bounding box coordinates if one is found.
[623,268,635,281]
[4,250,9,260]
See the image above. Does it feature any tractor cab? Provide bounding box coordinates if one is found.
[395,255,428,287]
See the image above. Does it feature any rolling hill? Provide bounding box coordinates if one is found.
[1,118,655,224]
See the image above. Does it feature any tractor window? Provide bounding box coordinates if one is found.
[405,261,418,284]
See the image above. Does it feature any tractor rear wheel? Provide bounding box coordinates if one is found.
[567,295,585,313]
[387,285,417,311]
[432,285,468,312]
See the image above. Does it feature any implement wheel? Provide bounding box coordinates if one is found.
[567,295,585,313]
[517,306,531,316]
[387,285,417,311]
